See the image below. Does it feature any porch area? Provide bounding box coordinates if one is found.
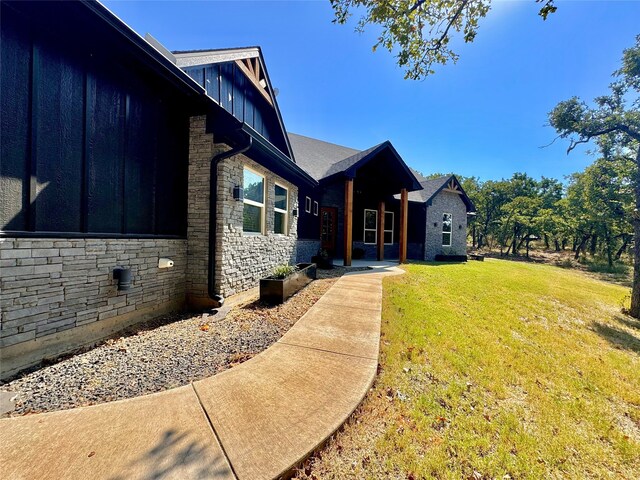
[317,142,423,266]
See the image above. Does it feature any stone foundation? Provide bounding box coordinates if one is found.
[0,237,187,379]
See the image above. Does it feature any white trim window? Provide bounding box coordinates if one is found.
[305,196,311,213]
[383,211,394,245]
[243,167,265,234]
[313,201,319,216]
[274,183,288,235]
[364,209,377,244]
[442,213,452,246]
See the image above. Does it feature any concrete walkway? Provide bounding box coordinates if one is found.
[0,267,402,480]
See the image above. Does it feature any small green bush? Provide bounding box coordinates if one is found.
[584,259,629,275]
[271,264,296,279]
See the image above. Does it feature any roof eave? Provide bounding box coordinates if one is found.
[82,1,205,97]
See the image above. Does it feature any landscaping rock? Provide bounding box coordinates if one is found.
[0,267,366,416]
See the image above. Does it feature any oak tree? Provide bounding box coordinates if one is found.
[549,36,640,316]
[330,0,557,79]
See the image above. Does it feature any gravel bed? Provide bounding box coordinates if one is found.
[0,266,368,416]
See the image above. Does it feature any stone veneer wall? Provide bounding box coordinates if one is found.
[0,238,187,379]
[187,116,299,300]
[424,190,468,261]
[186,115,218,308]
[215,154,298,297]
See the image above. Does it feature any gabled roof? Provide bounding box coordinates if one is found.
[288,133,422,192]
[174,47,294,160]
[287,133,360,180]
[398,175,475,212]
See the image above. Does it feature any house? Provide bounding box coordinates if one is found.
[0,1,314,378]
[0,0,472,379]
[398,171,476,261]
[289,134,475,263]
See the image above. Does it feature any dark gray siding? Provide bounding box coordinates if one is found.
[0,4,190,237]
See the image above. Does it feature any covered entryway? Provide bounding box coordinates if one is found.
[315,142,423,266]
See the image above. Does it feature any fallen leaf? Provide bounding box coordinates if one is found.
[88,451,96,458]
[200,324,210,332]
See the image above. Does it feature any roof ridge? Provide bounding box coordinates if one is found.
[172,46,261,55]
[287,132,360,153]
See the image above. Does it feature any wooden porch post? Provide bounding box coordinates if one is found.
[377,201,385,261]
[344,178,354,266]
[399,188,408,263]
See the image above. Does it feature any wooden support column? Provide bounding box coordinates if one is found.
[377,201,385,261]
[399,188,408,263]
[344,178,354,266]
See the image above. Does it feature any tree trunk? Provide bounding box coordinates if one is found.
[544,234,550,250]
[590,234,598,256]
[615,235,630,260]
[574,235,590,260]
[554,239,560,251]
[512,226,519,255]
[629,144,640,318]
[605,228,613,267]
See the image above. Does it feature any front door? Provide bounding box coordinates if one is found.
[320,207,337,255]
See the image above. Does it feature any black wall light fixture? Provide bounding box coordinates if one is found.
[113,267,132,291]
[292,208,299,217]
[233,186,244,201]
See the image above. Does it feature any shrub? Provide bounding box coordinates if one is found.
[271,264,297,279]
[584,259,629,275]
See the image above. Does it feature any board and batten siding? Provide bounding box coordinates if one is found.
[0,5,189,237]
[183,62,288,157]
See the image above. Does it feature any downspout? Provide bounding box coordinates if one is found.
[208,131,253,307]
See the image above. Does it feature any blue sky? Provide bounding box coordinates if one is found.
[103,0,639,182]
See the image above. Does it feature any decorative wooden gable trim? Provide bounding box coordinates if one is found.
[443,177,463,194]
[236,57,273,106]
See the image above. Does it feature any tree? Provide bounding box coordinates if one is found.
[330,0,557,79]
[549,36,640,316]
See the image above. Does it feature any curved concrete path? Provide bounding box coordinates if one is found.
[0,266,402,480]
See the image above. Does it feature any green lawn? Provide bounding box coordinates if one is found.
[297,259,640,479]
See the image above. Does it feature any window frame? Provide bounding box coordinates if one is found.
[242,166,265,235]
[273,182,289,235]
[313,201,319,216]
[384,211,394,245]
[363,208,377,245]
[442,212,452,247]
[305,196,311,213]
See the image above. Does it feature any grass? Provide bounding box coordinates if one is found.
[296,259,640,479]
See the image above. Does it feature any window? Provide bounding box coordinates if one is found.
[305,196,311,213]
[364,209,394,245]
[364,209,377,244]
[442,213,452,246]
[384,211,394,245]
[313,201,319,216]
[243,167,264,233]
[274,184,288,235]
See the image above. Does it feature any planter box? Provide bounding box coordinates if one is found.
[260,263,317,304]
[434,254,468,262]
[311,255,334,269]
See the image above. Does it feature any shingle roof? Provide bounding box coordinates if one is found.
[323,143,386,178]
[287,133,360,181]
[396,174,475,211]
[407,176,451,202]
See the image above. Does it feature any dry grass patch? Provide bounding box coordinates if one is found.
[296,259,640,479]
